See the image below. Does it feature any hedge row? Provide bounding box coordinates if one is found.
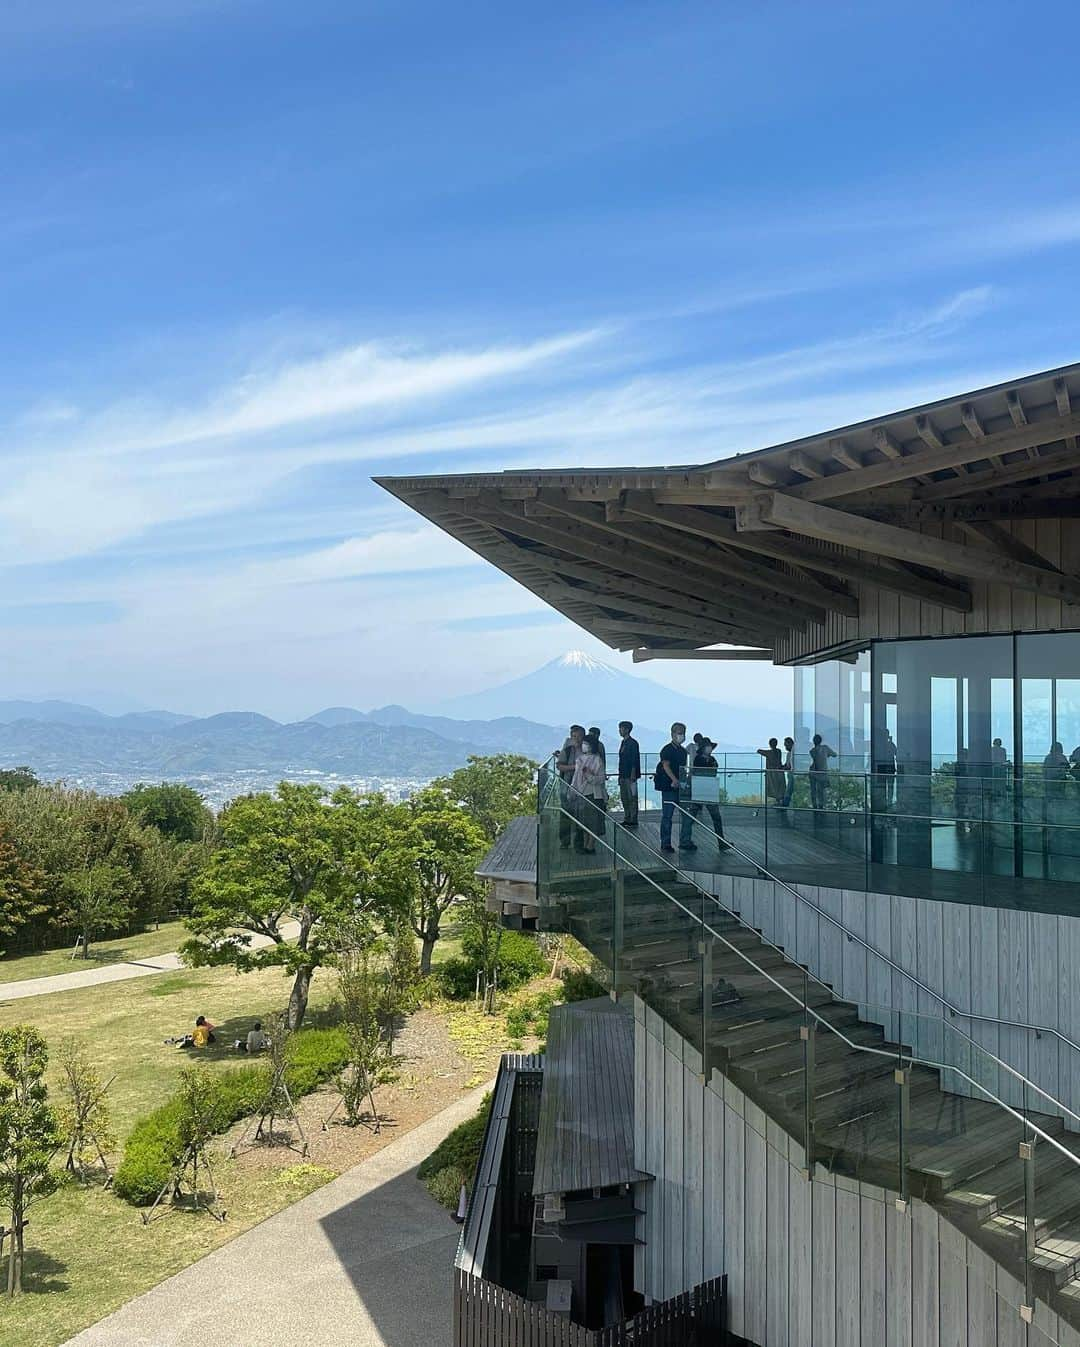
[113,1027,349,1204]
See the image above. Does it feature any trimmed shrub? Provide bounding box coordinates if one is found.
[418,1093,491,1186]
[426,1165,468,1210]
[436,956,479,1001]
[286,1027,349,1096]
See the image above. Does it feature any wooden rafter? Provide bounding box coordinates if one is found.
[738,492,1080,605]
[786,409,1080,503]
[954,521,1063,573]
[914,441,1080,501]
[611,493,972,612]
[633,648,773,662]
[518,492,845,621]
[455,498,789,635]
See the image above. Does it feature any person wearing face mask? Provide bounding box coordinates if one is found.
[654,721,694,853]
[571,732,608,853]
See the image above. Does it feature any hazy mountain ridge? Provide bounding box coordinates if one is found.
[0,655,785,788]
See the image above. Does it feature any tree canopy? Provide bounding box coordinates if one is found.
[121,782,213,843]
[183,783,405,1028]
[430,753,537,842]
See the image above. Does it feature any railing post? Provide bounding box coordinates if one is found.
[801,1021,815,1178]
[700,931,713,1084]
[1021,1135,1036,1321]
[612,871,624,1000]
[896,1065,910,1209]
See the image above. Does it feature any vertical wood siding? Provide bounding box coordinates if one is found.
[635,1003,1080,1347]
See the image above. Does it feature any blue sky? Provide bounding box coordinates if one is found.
[4,1,1080,719]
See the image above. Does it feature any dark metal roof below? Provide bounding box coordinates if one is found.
[533,997,645,1197]
[475,814,538,882]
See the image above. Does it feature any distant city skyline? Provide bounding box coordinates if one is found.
[4,3,1080,716]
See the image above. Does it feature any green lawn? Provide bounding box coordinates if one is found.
[0,920,191,985]
[0,960,341,1347]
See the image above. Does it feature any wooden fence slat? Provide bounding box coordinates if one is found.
[453,1268,729,1347]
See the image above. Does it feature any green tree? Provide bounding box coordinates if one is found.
[0,825,46,958]
[183,783,403,1030]
[121,782,213,843]
[57,861,135,959]
[389,789,487,975]
[431,753,537,842]
[0,767,39,794]
[57,1039,115,1183]
[0,1025,62,1296]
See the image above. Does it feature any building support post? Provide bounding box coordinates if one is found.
[700,935,713,1084]
[801,1022,816,1178]
[1021,1137,1036,1320]
[896,1066,911,1210]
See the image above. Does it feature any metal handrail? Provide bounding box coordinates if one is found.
[540,777,1080,1170]
[553,753,1080,1060]
[658,787,1080,1062]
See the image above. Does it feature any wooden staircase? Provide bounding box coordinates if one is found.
[544,865,1080,1327]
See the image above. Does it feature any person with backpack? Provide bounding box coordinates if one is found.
[655,722,694,853]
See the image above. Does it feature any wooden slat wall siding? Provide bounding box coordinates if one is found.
[724,874,1080,1132]
[634,998,1070,1347]
[773,517,1080,665]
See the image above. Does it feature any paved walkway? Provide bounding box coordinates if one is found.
[0,923,301,1002]
[64,1083,486,1347]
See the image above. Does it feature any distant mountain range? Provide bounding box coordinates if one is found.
[0,651,786,792]
[434,651,785,748]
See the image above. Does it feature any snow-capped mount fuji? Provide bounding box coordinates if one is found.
[433,651,786,750]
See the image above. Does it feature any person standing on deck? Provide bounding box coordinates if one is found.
[655,722,694,853]
[757,738,785,806]
[781,736,796,809]
[588,727,607,768]
[617,720,641,828]
[571,732,607,853]
[689,735,728,846]
[556,725,585,848]
[808,732,837,810]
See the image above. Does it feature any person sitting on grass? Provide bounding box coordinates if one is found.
[191,1015,216,1048]
[241,1021,269,1053]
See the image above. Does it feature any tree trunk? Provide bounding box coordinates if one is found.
[287,965,313,1030]
[419,932,438,976]
[81,922,91,959]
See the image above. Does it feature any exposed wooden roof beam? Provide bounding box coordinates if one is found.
[405,490,781,640]
[873,427,903,459]
[613,493,971,612]
[747,462,783,487]
[914,440,1080,500]
[739,492,1080,605]
[633,647,774,662]
[500,547,771,631]
[1006,389,1040,460]
[463,499,794,634]
[787,450,824,479]
[1056,379,1072,417]
[851,494,1080,525]
[914,415,945,450]
[959,400,1003,469]
[954,521,1063,573]
[830,438,863,470]
[523,492,839,621]
[789,409,1080,503]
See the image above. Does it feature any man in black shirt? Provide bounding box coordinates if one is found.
[655,721,694,852]
[617,720,640,827]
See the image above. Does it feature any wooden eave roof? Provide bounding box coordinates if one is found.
[375,360,1080,660]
